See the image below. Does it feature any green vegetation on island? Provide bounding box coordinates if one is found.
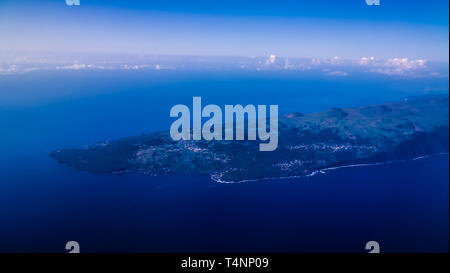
[51,95,449,182]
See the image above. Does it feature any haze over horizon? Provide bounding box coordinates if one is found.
[0,0,448,61]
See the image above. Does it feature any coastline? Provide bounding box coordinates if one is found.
[210,152,450,184]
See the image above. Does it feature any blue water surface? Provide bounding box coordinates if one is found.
[0,70,448,252]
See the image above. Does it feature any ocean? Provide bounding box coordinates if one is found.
[0,70,448,252]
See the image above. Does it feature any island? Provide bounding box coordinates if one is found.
[51,95,449,182]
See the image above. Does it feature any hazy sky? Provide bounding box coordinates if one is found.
[0,0,448,61]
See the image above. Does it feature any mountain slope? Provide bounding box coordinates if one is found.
[51,95,449,182]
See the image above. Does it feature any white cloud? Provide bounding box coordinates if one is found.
[325,70,347,76]
[330,56,341,65]
[56,63,86,70]
[372,58,427,76]
[269,54,276,64]
[311,58,321,65]
[120,64,151,70]
[0,64,18,74]
[265,54,277,65]
[55,63,115,71]
[359,56,375,65]
[385,58,426,69]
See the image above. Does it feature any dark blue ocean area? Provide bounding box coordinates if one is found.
[0,70,448,252]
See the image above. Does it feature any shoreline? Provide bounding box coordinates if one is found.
[210,152,449,184]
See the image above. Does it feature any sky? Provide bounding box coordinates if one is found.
[0,0,449,61]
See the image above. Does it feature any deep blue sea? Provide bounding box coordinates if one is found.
[0,70,448,252]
